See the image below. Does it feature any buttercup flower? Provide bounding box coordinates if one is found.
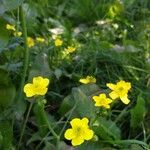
[54,38,63,47]
[65,46,76,53]
[93,93,112,109]
[64,118,94,146]
[24,76,49,97]
[6,24,16,31]
[79,76,96,84]
[14,31,22,37]
[106,80,131,104]
[27,37,35,47]
[36,37,45,43]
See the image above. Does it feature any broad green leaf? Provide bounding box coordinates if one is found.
[0,69,16,110]
[72,87,95,118]
[59,84,100,118]
[93,117,121,140]
[130,95,145,128]
[0,121,13,149]
[29,52,51,80]
[33,100,49,137]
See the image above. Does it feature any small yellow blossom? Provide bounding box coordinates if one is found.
[64,118,94,146]
[14,31,22,37]
[93,93,112,109]
[54,38,63,47]
[106,80,131,104]
[24,76,49,97]
[6,24,16,31]
[36,37,45,43]
[27,37,35,48]
[79,76,96,84]
[65,46,76,53]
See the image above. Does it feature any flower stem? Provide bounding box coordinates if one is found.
[17,102,33,149]
[43,111,59,140]
[17,5,29,102]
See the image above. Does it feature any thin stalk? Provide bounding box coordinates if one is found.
[43,111,59,140]
[17,102,33,149]
[17,5,29,102]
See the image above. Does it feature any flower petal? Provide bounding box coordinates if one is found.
[109,91,118,99]
[70,118,81,128]
[71,137,84,146]
[81,118,89,125]
[120,94,130,104]
[92,96,99,102]
[106,83,116,90]
[84,129,94,140]
[35,87,48,96]
[23,83,35,97]
[64,129,75,140]
[79,79,89,84]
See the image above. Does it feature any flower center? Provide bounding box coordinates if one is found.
[118,87,124,91]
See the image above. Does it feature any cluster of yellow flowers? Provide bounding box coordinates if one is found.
[79,76,131,107]
[6,24,45,48]
[6,24,22,37]
[54,37,77,54]
[27,37,45,48]
[23,76,131,147]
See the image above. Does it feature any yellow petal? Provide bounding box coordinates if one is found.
[99,93,106,99]
[109,91,118,99]
[81,118,89,125]
[70,118,81,128]
[106,83,116,90]
[35,87,48,96]
[71,137,84,146]
[23,83,35,97]
[120,94,130,104]
[84,129,94,140]
[92,96,99,102]
[64,129,75,140]
[33,76,49,87]
[79,79,89,84]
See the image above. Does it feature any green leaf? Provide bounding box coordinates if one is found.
[0,121,13,149]
[0,69,16,110]
[0,0,24,14]
[33,100,49,137]
[29,52,52,80]
[130,95,145,128]
[76,141,117,150]
[93,117,121,140]
[59,84,100,119]
[0,19,9,52]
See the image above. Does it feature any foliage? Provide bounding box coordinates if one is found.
[0,0,150,149]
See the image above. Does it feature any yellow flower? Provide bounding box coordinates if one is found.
[79,76,96,84]
[64,118,94,146]
[106,80,131,104]
[6,24,16,31]
[27,37,35,48]
[24,76,50,97]
[65,46,76,53]
[93,93,112,109]
[36,37,45,43]
[54,38,63,47]
[13,31,22,37]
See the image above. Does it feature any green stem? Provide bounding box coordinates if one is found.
[17,5,29,102]
[43,111,59,140]
[17,102,33,149]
